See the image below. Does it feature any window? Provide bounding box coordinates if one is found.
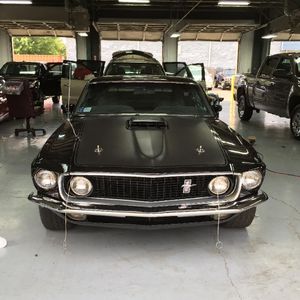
[274,58,292,75]
[76,82,213,117]
[259,57,279,78]
[0,63,40,76]
[188,65,204,81]
[176,67,189,78]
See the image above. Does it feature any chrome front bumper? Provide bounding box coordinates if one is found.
[28,191,268,219]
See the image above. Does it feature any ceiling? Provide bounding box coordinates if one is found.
[0,0,299,41]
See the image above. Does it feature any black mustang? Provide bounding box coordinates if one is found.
[29,76,268,230]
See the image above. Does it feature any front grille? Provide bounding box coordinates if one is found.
[64,174,235,202]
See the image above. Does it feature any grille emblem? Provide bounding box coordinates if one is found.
[95,145,103,155]
[181,179,197,194]
[196,145,205,155]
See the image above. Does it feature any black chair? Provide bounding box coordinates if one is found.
[5,79,46,137]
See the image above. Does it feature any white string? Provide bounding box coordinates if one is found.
[215,192,223,250]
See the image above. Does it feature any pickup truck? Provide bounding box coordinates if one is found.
[236,52,300,140]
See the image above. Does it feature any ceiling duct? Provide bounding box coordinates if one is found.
[65,0,90,32]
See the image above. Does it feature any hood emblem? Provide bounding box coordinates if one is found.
[196,145,205,155]
[181,179,197,194]
[95,145,103,155]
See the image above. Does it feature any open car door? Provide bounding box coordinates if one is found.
[163,62,187,75]
[61,60,105,105]
[40,63,62,98]
[184,63,206,91]
[165,62,207,91]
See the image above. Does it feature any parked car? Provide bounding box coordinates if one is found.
[0,62,62,105]
[205,69,214,90]
[61,50,164,107]
[60,60,105,106]
[164,62,207,91]
[236,52,300,139]
[0,76,9,122]
[215,69,235,90]
[28,75,267,230]
[104,50,165,76]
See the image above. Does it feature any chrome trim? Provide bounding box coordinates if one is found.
[62,171,238,178]
[28,191,268,219]
[57,172,242,207]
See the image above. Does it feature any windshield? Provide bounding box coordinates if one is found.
[0,63,40,77]
[105,63,164,76]
[223,69,235,77]
[76,82,213,117]
[295,57,300,77]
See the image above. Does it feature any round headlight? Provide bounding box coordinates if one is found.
[70,176,93,196]
[242,170,262,190]
[208,176,230,195]
[34,170,57,190]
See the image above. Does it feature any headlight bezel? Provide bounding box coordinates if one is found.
[34,170,57,190]
[208,176,231,195]
[69,176,93,197]
[241,170,263,190]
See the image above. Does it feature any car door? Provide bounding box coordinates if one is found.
[163,62,187,75]
[186,64,206,91]
[268,57,293,117]
[253,56,280,110]
[40,63,62,97]
[61,60,105,105]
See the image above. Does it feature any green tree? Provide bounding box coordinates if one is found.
[13,37,66,56]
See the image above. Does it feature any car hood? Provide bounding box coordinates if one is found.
[38,116,261,173]
[72,116,227,168]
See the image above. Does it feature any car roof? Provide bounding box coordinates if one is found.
[109,50,160,64]
[89,75,197,85]
[270,52,300,57]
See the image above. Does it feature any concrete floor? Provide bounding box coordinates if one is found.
[0,90,299,300]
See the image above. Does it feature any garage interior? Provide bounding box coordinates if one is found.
[0,0,300,299]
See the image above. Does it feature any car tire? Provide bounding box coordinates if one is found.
[238,95,253,121]
[290,105,300,140]
[214,82,218,88]
[222,207,256,228]
[52,96,60,104]
[39,207,75,231]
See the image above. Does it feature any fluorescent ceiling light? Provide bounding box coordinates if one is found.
[78,32,88,37]
[0,0,32,4]
[262,34,277,39]
[118,0,150,3]
[218,1,250,6]
[170,32,180,38]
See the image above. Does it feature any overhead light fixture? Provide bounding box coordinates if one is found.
[118,0,150,3]
[170,32,180,38]
[262,34,277,39]
[218,1,250,6]
[78,32,88,37]
[0,0,32,4]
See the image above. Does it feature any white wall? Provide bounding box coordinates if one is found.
[178,41,238,70]
[0,30,12,68]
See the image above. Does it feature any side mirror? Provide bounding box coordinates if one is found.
[214,104,222,113]
[61,104,75,114]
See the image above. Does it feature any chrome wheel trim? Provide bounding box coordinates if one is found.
[238,97,245,117]
[291,111,300,137]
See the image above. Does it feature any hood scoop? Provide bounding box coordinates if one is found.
[127,118,168,130]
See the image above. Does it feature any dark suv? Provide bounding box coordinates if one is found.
[236,52,300,139]
[104,50,165,76]
[0,62,62,105]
